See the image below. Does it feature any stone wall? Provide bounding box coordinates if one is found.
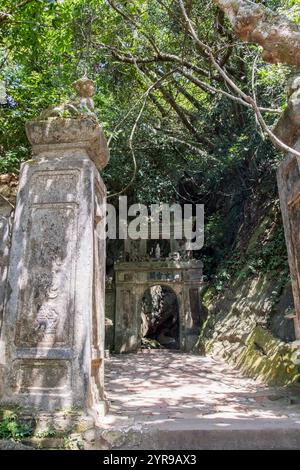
[200,274,300,386]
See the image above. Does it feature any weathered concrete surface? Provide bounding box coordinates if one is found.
[105,281,115,352]
[0,158,107,426]
[97,351,300,450]
[26,117,109,171]
[0,209,13,331]
[278,138,300,338]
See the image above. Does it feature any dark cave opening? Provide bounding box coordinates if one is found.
[140,285,179,349]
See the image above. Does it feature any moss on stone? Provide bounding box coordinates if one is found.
[205,325,300,386]
[202,287,217,308]
[237,326,300,386]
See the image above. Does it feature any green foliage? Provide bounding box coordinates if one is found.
[208,201,289,293]
[34,428,57,438]
[0,0,296,282]
[0,410,32,440]
[0,0,292,197]
[244,222,287,275]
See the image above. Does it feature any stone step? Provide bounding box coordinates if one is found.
[2,420,300,450]
[96,423,300,450]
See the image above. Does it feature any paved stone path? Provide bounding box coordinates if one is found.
[100,350,300,449]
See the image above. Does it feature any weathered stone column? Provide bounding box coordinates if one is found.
[0,78,109,430]
[0,203,13,335]
[277,145,300,340]
[0,200,14,392]
[276,77,300,339]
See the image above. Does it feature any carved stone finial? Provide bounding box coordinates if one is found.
[26,73,109,170]
[72,76,95,114]
[39,76,96,120]
[73,76,96,98]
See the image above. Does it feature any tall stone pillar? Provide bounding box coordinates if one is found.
[277,142,300,339]
[0,78,109,429]
[276,77,300,340]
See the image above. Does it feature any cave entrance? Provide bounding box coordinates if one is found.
[140,285,180,350]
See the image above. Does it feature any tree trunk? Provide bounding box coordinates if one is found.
[213,0,300,65]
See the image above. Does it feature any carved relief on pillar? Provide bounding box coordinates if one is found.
[29,170,79,204]
[14,190,78,348]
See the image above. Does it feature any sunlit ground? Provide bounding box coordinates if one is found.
[103,351,300,431]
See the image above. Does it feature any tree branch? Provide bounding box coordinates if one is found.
[107,69,179,198]
[179,0,300,158]
[0,193,15,209]
[107,0,161,55]
[0,0,38,26]
[181,69,281,114]
[96,42,211,78]
[143,68,214,148]
[154,126,217,160]
[213,0,300,66]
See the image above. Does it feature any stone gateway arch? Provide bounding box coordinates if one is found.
[113,259,204,353]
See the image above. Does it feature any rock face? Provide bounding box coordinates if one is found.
[0,78,109,429]
[201,274,300,386]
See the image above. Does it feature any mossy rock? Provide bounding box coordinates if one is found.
[203,325,300,386]
[237,326,300,386]
[246,216,271,254]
